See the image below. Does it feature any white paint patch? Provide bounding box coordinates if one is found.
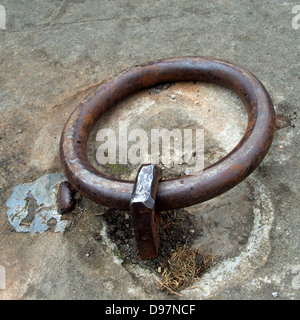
[6,173,70,233]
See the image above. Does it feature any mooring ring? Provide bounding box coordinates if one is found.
[60,57,276,211]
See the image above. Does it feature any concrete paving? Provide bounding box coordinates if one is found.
[0,0,300,300]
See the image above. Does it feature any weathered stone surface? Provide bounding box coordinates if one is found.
[0,0,299,300]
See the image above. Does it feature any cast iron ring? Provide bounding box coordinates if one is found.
[60,57,276,211]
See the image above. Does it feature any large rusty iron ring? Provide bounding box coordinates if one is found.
[60,57,276,212]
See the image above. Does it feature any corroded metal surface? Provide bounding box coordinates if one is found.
[60,57,276,211]
[57,181,76,214]
[130,164,162,259]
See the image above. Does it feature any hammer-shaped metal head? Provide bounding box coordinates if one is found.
[130,164,162,259]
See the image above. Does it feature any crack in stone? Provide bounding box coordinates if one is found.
[4,14,174,34]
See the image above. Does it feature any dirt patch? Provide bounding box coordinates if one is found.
[102,208,218,294]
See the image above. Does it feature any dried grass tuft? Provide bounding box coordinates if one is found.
[158,245,216,295]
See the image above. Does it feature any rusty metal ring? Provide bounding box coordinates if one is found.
[60,57,276,211]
